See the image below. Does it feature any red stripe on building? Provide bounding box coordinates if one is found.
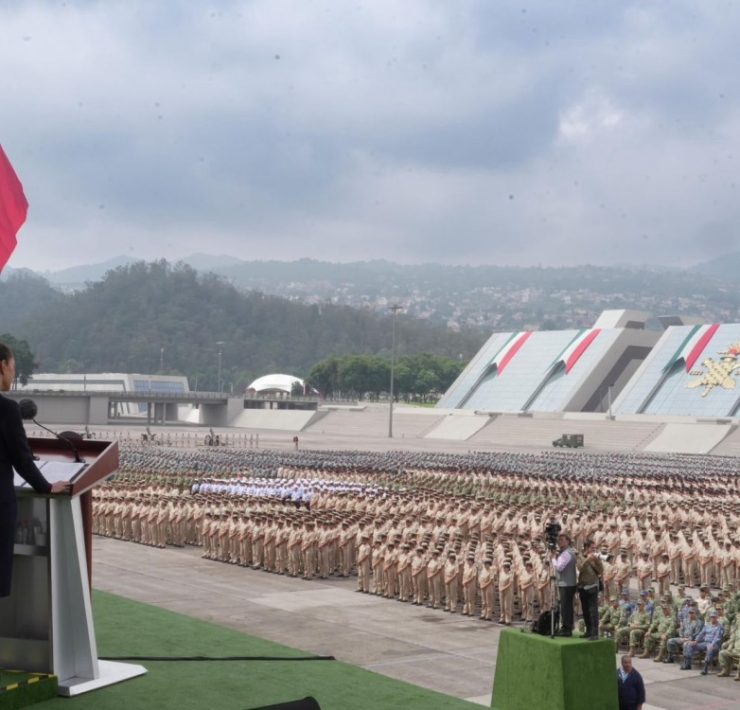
[684,323,720,372]
[497,331,532,375]
[564,329,601,373]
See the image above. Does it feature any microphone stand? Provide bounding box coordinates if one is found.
[33,418,84,463]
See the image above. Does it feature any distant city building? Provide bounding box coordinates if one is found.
[438,310,659,414]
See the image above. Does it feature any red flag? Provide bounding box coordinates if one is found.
[0,144,29,272]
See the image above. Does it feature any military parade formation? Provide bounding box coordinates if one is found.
[90,442,740,679]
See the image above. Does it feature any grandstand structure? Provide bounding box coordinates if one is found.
[423,309,740,456]
[437,310,657,414]
[613,322,740,418]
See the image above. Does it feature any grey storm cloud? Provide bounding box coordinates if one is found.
[1,0,739,270]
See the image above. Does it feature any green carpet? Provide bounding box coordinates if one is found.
[0,671,57,710]
[29,591,476,710]
[492,630,618,710]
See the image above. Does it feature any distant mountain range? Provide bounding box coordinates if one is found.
[690,251,740,280]
[0,262,482,389]
[6,252,740,331]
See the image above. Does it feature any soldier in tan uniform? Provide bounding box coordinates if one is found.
[228,512,241,563]
[698,538,713,588]
[338,522,352,577]
[367,536,381,593]
[478,559,495,621]
[252,516,265,569]
[444,552,459,613]
[519,560,535,623]
[668,533,682,585]
[427,549,443,609]
[461,556,477,616]
[498,559,514,625]
[536,561,551,616]
[614,549,631,592]
[397,544,412,602]
[656,552,671,596]
[237,514,250,567]
[275,519,289,574]
[356,535,371,592]
[287,521,303,577]
[301,521,317,580]
[201,513,214,559]
[263,518,277,572]
[384,542,399,599]
[131,498,143,543]
[410,547,426,605]
[317,521,333,579]
[145,500,158,546]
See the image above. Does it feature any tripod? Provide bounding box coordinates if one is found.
[539,548,560,638]
[550,575,559,638]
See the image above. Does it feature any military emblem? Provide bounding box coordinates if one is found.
[687,343,740,396]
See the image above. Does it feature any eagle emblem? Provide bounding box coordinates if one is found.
[687,343,740,397]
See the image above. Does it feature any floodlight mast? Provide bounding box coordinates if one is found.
[216,341,225,393]
[388,304,402,438]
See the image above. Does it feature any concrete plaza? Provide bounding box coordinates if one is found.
[93,537,740,709]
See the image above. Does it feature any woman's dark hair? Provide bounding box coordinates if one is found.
[0,342,13,363]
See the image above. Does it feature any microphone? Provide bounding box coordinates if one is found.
[19,398,84,464]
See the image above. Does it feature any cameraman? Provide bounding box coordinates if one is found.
[578,540,604,640]
[552,532,577,636]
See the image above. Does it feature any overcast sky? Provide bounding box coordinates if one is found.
[2,1,739,270]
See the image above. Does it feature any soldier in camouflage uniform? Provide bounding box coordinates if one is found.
[615,600,650,656]
[601,597,625,639]
[641,602,676,661]
[718,617,740,679]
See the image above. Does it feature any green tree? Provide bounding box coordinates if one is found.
[338,355,389,398]
[393,353,466,402]
[308,357,341,397]
[0,333,37,385]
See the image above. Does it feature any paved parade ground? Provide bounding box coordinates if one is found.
[92,537,740,710]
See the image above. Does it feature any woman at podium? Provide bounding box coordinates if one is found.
[0,342,69,597]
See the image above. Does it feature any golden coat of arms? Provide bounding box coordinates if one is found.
[687,343,740,397]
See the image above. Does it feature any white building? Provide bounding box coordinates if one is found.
[19,373,191,418]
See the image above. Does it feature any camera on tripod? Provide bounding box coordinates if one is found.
[544,520,562,551]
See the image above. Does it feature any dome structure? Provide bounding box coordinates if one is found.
[246,373,304,395]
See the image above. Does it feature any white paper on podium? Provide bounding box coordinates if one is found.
[13,460,87,488]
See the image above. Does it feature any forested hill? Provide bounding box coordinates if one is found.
[1,261,484,390]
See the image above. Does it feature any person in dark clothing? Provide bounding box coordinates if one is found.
[617,655,645,710]
[0,343,69,597]
[578,539,604,640]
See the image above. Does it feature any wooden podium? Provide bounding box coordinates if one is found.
[0,437,146,696]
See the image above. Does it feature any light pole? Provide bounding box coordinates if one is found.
[160,347,164,373]
[388,304,402,438]
[216,341,225,393]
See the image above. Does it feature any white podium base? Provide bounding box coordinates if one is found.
[58,660,147,696]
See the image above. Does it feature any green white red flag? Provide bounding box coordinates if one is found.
[489,331,533,375]
[548,328,602,374]
[663,323,720,373]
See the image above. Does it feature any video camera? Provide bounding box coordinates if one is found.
[544,520,561,551]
